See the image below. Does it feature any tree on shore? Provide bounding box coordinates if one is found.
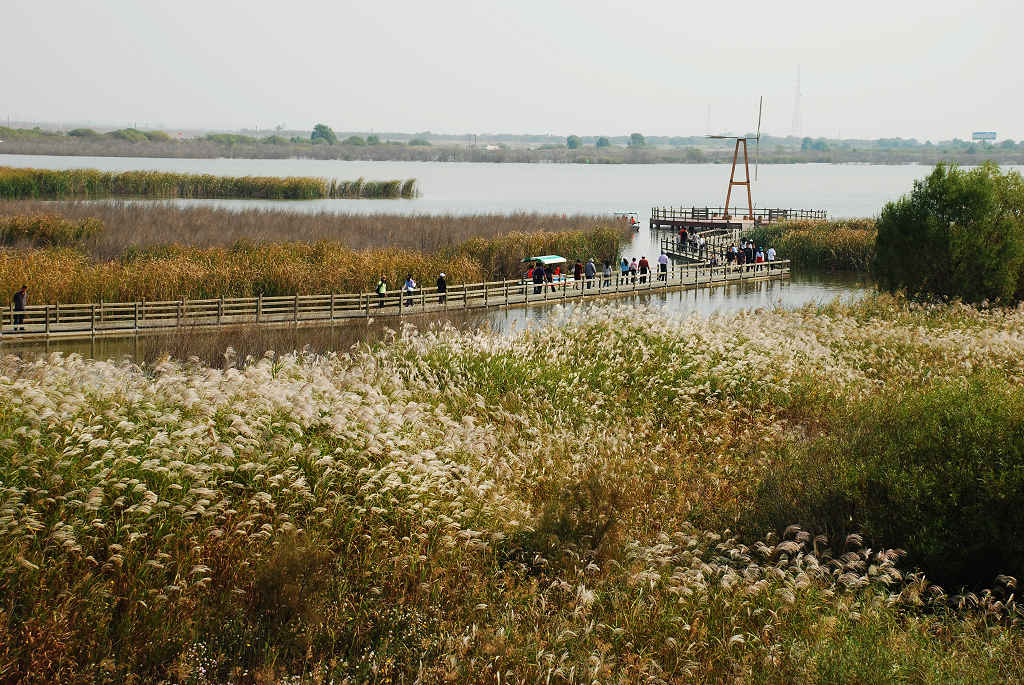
[629,132,645,147]
[566,135,581,150]
[311,123,338,145]
[596,136,610,148]
[874,162,1024,303]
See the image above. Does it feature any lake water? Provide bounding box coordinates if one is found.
[6,153,1013,220]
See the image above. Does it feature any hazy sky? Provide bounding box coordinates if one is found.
[3,0,1020,140]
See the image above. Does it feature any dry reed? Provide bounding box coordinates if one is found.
[0,201,616,259]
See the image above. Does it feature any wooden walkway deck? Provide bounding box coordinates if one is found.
[1,261,791,342]
[649,206,826,232]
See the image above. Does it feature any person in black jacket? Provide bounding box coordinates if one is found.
[12,285,26,331]
[436,272,447,304]
[532,263,546,295]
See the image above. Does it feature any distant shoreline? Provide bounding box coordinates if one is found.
[2,138,1022,166]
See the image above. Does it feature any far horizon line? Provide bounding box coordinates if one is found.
[0,120,1011,145]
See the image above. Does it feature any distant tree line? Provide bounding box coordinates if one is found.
[3,124,1024,165]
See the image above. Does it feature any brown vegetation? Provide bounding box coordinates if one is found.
[0,204,630,302]
[0,201,615,258]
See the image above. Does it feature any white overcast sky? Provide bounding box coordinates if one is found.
[3,0,1021,140]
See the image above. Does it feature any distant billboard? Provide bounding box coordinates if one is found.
[972,131,997,141]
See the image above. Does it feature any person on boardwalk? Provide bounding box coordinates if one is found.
[12,285,26,331]
[602,261,612,287]
[620,257,629,284]
[744,242,755,271]
[584,258,596,289]
[403,273,417,306]
[657,252,669,281]
[548,264,558,292]
[375,276,387,308]
[436,272,447,304]
[532,262,546,295]
[573,259,584,289]
[638,256,650,283]
[629,258,638,284]
[766,246,777,269]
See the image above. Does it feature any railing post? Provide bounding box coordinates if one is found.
[45,305,50,334]
[257,294,262,323]
[294,294,299,324]
[134,302,139,331]
[504,282,509,307]
[178,299,183,328]
[331,292,336,320]
[218,296,224,325]
[399,290,404,316]
[463,283,468,308]
[91,303,96,334]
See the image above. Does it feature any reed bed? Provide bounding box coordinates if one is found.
[0,205,630,302]
[0,202,618,258]
[0,296,1022,681]
[750,218,876,271]
[0,213,102,247]
[0,166,416,200]
[0,244,484,302]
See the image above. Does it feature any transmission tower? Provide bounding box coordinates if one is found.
[791,66,802,138]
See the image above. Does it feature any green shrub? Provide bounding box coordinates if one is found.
[106,128,149,143]
[750,373,1024,589]
[205,133,257,145]
[310,123,337,145]
[407,138,431,146]
[342,136,366,146]
[874,162,1024,303]
[67,128,99,138]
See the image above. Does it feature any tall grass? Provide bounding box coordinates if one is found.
[0,202,618,258]
[1,297,1022,681]
[748,218,876,271]
[0,166,416,200]
[0,245,484,302]
[0,227,626,302]
[0,206,631,302]
[0,213,102,247]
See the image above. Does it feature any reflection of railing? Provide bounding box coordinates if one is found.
[1,263,791,340]
[651,207,827,223]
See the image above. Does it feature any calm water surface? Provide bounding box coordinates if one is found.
[6,154,1017,219]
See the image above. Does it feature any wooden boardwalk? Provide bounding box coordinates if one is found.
[649,206,826,232]
[1,260,791,342]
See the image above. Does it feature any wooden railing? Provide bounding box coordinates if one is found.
[1,261,791,340]
[651,207,827,223]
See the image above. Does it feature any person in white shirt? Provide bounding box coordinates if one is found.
[657,252,669,280]
[767,246,777,261]
[403,274,417,306]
